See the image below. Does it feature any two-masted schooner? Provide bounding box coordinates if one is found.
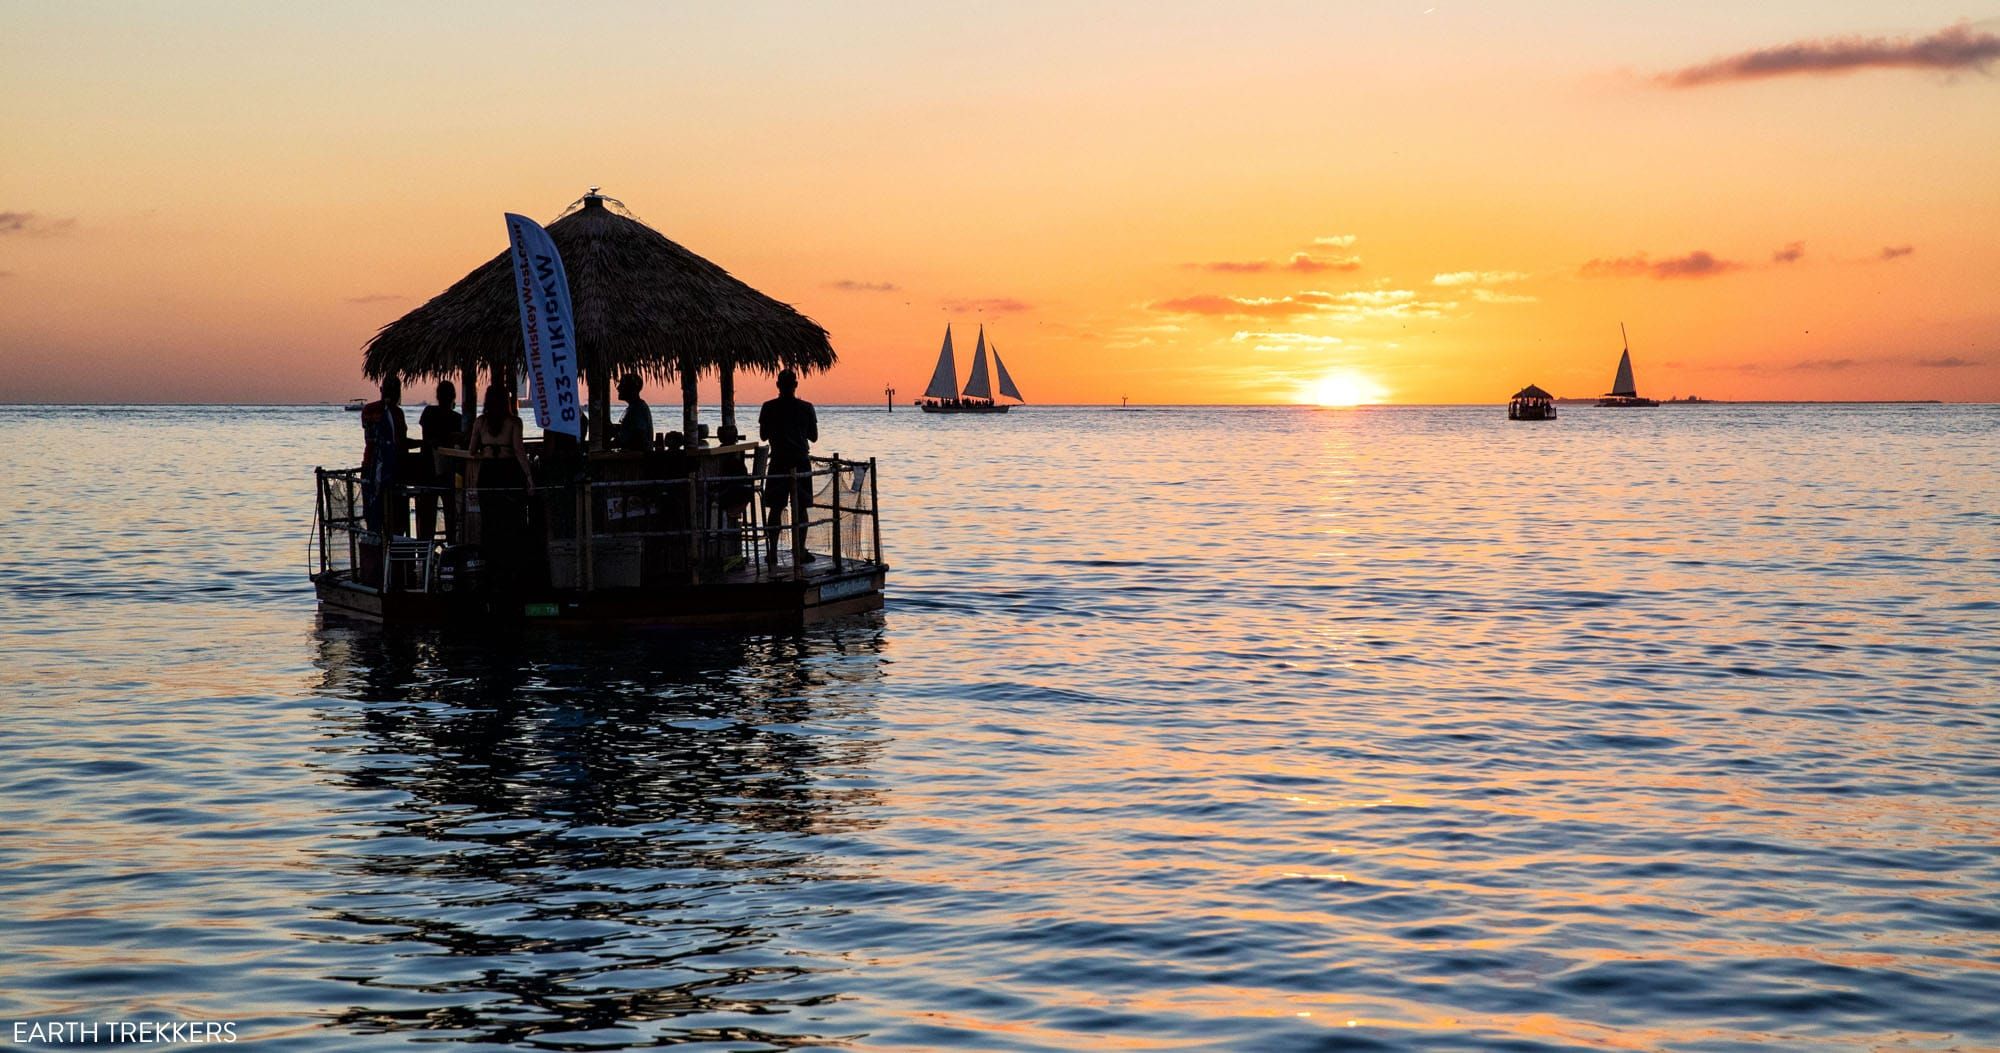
[1598,324,1659,408]
[917,324,1025,413]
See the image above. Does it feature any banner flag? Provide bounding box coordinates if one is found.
[503,213,582,437]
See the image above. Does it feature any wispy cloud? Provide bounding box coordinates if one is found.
[1879,244,1915,260]
[1661,22,2000,88]
[1151,294,1313,318]
[1187,251,1361,274]
[1230,331,1345,347]
[1332,289,1415,306]
[827,279,899,292]
[1578,255,1651,279]
[941,296,1030,314]
[1151,289,1454,321]
[1785,357,1859,372]
[1284,253,1363,273]
[1102,323,1187,351]
[1432,270,1539,301]
[1318,291,1457,322]
[1654,251,1743,278]
[1433,270,1529,286]
[1772,241,1805,264]
[0,211,77,237]
[343,293,404,305]
[1312,234,1358,248]
[1579,250,1744,280]
[1693,353,1984,374]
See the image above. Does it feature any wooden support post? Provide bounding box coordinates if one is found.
[588,370,612,450]
[680,353,700,444]
[870,456,881,565]
[460,363,478,436]
[719,360,736,435]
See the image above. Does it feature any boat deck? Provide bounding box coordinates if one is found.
[313,452,886,628]
[316,553,885,627]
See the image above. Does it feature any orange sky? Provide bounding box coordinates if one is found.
[2,3,1996,404]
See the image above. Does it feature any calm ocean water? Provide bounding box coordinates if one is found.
[1,403,1996,1051]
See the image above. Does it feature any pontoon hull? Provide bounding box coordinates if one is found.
[315,565,886,628]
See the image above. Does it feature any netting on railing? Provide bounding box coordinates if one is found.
[316,468,364,579]
[803,459,878,565]
[323,470,361,526]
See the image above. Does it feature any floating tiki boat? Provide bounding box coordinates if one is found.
[343,398,366,412]
[917,324,1025,413]
[1598,324,1659,408]
[311,190,886,627]
[1508,384,1557,421]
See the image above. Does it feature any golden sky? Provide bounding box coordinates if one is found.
[2,2,1996,404]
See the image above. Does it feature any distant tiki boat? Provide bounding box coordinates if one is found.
[1598,324,1659,408]
[917,324,1025,413]
[1508,384,1557,421]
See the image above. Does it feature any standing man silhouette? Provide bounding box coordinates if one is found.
[615,373,653,452]
[360,375,408,535]
[416,380,461,540]
[758,369,818,567]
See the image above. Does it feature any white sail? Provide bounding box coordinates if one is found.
[993,345,1024,402]
[1609,348,1637,397]
[923,325,958,400]
[962,325,993,400]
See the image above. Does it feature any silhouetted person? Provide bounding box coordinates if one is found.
[416,380,462,540]
[616,373,653,453]
[468,385,535,592]
[714,424,754,566]
[360,375,408,535]
[759,369,817,567]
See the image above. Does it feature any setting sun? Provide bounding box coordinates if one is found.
[1300,371,1387,407]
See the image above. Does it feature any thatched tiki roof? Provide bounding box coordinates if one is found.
[362,192,835,439]
[1512,384,1553,400]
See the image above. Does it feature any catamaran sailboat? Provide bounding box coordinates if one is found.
[1598,324,1659,408]
[917,324,1025,413]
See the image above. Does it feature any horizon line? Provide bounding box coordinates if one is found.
[0,399,1977,408]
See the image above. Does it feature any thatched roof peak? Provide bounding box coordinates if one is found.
[1512,384,1553,400]
[362,192,836,384]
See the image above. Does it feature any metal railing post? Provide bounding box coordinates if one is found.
[315,469,328,575]
[346,476,359,582]
[829,454,843,569]
[791,467,808,578]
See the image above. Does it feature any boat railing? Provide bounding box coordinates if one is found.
[314,453,881,594]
